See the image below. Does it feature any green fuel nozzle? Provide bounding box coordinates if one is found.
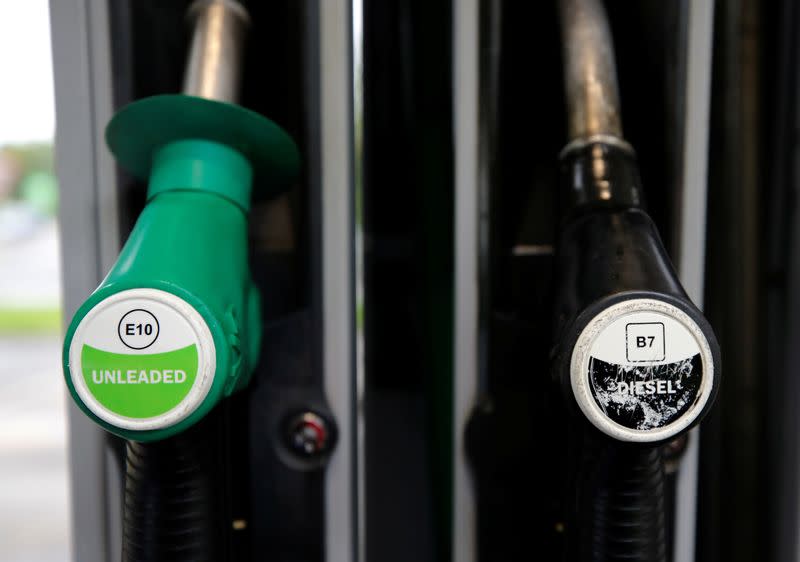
[62,1,299,442]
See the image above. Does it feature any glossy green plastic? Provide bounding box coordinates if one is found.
[106,94,299,198]
[64,93,298,441]
[63,139,266,441]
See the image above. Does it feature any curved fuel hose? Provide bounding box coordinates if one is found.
[573,441,666,562]
[555,1,720,560]
[122,416,226,561]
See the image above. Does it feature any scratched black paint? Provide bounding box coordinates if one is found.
[588,354,703,430]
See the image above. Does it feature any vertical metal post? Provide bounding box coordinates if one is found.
[317,1,359,560]
[50,0,119,560]
[452,0,479,560]
[674,1,715,561]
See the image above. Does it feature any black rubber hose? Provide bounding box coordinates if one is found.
[573,437,667,562]
[122,418,226,562]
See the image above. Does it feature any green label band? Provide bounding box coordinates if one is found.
[81,344,198,419]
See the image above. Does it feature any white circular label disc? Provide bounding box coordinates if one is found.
[570,298,714,442]
[68,288,216,431]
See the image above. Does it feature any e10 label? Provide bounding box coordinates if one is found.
[67,289,217,429]
[118,309,160,349]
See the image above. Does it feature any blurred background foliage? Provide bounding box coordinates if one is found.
[0,141,60,334]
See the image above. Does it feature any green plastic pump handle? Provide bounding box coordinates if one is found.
[64,139,271,441]
[63,94,298,442]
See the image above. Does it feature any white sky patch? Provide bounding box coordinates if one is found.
[0,0,54,145]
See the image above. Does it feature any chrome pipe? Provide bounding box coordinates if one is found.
[559,0,623,141]
[182,0,250,103]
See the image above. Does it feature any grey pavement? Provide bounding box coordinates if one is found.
[0,335,69,562]
[0,216,69,561]
[0,215,70,562]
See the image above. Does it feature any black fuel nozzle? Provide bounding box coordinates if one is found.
[554,1,719,559]
[553,139,720,445]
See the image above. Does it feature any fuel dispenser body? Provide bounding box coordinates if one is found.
[54,0,353,560]
[51,0,796,561]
